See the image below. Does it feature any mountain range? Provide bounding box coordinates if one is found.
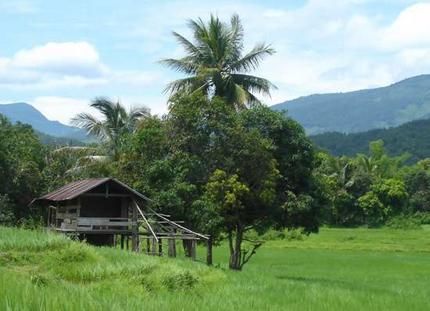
[0,102,87,141]
[272,74,430,134]
[1,74,430,150]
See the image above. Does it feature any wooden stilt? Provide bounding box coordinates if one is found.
[146,237,151,254]
[120,235,124,249]
[131,199,139,252]
[151,238,157,255]
[158,238,163,256]
[191,240,196,261]
[183,240,192,257]
[168,239,176,257]
[206,236,213,265]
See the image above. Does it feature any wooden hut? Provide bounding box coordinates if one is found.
[32,178,211,263]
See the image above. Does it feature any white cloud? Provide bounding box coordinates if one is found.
[30,96,97,125]
[12,42,107,76]
[0,41,162,91]
[0,42,108,88]
[383,3,430,49]
[29,95,163,125]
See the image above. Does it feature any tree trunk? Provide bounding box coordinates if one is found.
[228,227,243,270]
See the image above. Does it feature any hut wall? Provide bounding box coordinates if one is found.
[55,199,80,230]
[80,197,122,217]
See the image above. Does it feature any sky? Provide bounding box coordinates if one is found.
[0,0,430,124]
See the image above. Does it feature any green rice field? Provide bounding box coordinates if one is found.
[1,226,429,310]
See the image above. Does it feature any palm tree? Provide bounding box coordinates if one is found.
[161,14,276,109]
[71,97,149,159]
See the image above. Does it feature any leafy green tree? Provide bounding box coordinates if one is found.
[371,178,408,214]
[42,146,112,190]
[161,14,276,108]
[0,115,46,221]
[166,94,318,269]
[117,93,319,270]
[0,194,14,225]
[355,140,408,179]
[358,192,386,225]
[203,169,251,269]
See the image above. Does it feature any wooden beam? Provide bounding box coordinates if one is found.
[81,193,132,198]
[150,210,209,240]
[134,202,159,242]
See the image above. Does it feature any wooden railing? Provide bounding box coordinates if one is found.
[76,217,136,232]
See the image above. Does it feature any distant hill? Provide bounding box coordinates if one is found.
[310,118,430,162]
[0,102,87,141]
[272,75,430,134]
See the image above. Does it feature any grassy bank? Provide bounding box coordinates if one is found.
[1,226,430,310]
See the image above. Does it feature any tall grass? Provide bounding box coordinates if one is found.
[1,226,430,310]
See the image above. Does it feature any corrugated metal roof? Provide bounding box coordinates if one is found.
[32,178,150,204]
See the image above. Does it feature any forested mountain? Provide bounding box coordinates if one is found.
[311,118,430,162]
[272,75,430,134]
[0,102,87,140]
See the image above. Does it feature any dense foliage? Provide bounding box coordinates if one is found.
[0,91,321,270]
[311,118,430,162]
[0,115,46,224]
[2,98,430,267]
[113,93,319,269]
[315,140,430,227]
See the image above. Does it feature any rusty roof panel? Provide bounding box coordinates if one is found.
[37,178,111,202]
[32,178,151,205]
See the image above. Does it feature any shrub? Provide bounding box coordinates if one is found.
[162,271,198,290]
[284,228,305,241]
[58,242,100,263]
[30,273,48,287]
[386,215,422,230]
[0,195,14,226]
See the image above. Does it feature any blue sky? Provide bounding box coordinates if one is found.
[0,0,429,124]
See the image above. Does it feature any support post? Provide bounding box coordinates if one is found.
[206,236,213,265]
[120,235,124,250]
[151,238,157,255]
[131,200,139,252]
[168,239,176,257]
[158,238,163,256]
[183,240,192,257]
[146,237,151,254]
[191,240,196,261]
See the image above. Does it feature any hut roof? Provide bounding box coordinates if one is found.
[32,178,150,204]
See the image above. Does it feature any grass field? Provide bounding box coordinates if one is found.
[1,226,430,310]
